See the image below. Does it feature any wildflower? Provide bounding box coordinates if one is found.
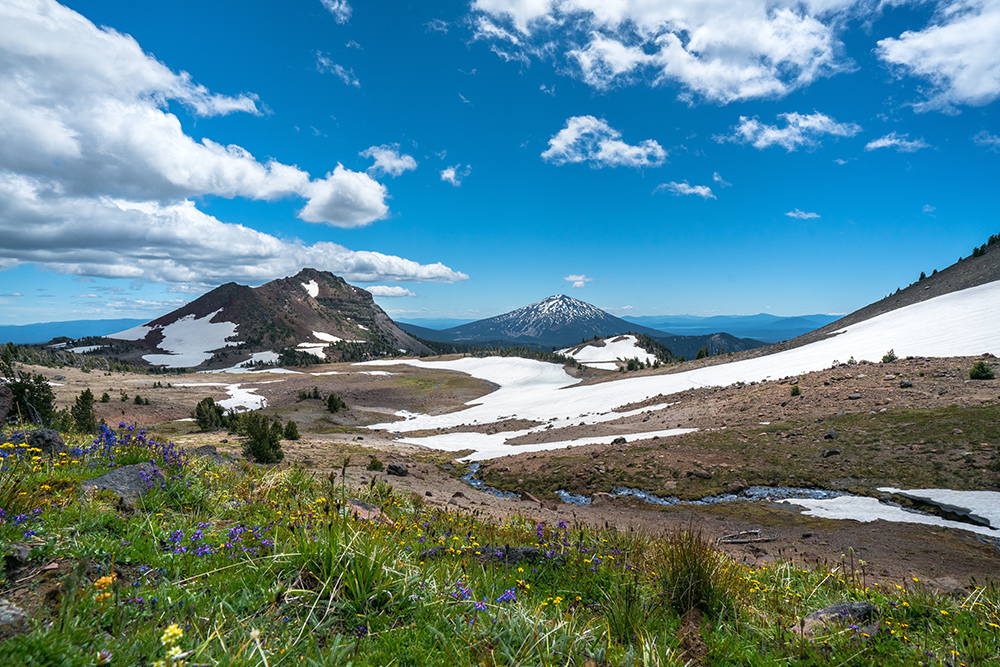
[161,623,183,646]
[94,575,115,590]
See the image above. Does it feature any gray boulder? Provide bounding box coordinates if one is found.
[386,461,409,477]
[798,601,877,637]
[82,462,166,507]
[27,429,68,456]
[0,598,28,640]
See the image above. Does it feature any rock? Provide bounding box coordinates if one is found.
[797,601,876,637]
[847,393,862,400]
[726,478,749,494]
[476,545,565,567]
[611,437,626,445]
[447,499,459,505]
[452,491,465,498]
[27,429,67,456]
[188,444,237,466]
[3,544,31,573]
[939,388,948,396]
[686,468,712,479]
[81,462,166,507]
[0,598,28,640]
[520,491,541,504]
[0,385,12,425]
[386,462,408,477]
[590,492,614,506]
[424,491,432,496]
[348,500,393,526]
[899,379,913,388]
[824,429,837,440]
[951,428,963,435]
[189,444,218,457]
[821,449,840,458]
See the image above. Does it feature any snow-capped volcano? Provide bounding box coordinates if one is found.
[442,294,656,348]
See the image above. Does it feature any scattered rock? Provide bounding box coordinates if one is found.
[386,462,409,477]
[847,393,862,400]
[3,544,31,573]
[81,462,165,507]
[686,468,712,479]
[610,437,626,445]
[899,379,913,388]
[452,491,465,498]
[952,428,963,435]
[939,388,948,396]
[821,449,840,458]
[0,598,29,640]
[726,478,749,494]
[348,500,393,525]
[797,601,877,637]
[188,444,238,466]
[447,498,459,505]
[823,429,837,440]
[590,492,614,506]
[520,491,541,504]
[0,385,12,425]
[27,429,67,456]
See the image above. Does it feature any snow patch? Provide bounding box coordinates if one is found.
[782,495,1000,537]
[313,331,342,343]
[560,335,657,369]
[69,345,105,354]
[302,280,319,298]
[878,488,1000,529]
[108,323,152,341]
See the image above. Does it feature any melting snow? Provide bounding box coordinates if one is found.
[302,280,319,298]
[781,495,1000,537]
[108,324,151,341]
[559,335,657,369]
[364,279,1000,461]
[69,345,105,354]
[877,487,1000,528]
[111,308,237,368]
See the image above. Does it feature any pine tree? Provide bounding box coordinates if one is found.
[71,388,98,434]
[284,420,300,440]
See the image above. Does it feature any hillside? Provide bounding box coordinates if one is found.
[107,268,431,368]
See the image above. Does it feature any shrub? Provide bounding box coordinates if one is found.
[327,393,347,413]
[71,388,98,434]
[239,411,284,464]
[366,456,384,471]
[133,394,144,405]
[284,420,300,440]
[882,349,898,363]
[969,361,996,380]
[99,392,110,403]
[789,384,801,397]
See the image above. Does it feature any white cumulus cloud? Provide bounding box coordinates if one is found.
[564,274,592,289]
[877,0,1000,112]
[471,1,851,103]
[655,181,716,199]
[366,286,419,298]
[542,116,666,168]
[865,132,931,152]
[724,112,862,151]
[0,0,463,284]
[360,144,418,177]
[786,208,820,219]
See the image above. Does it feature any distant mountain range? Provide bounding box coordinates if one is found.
[0,318,146,345]
[397,294,767,359]
[621,313,842,344]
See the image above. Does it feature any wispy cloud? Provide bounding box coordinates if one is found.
[785,209,820,219]
[425,18,449,33]
[441,164,471,186]
[319,0,351,24]
[865,132,930,153]
[564,274,592,289]
[542,116,665,169]
[655,181,716,199]
[973,130,1000,152]
[712,172,731,188]
[723,112,861,151]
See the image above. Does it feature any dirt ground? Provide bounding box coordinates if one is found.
[24,353,1000,589]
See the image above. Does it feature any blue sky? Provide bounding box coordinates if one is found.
[0,0,998,325]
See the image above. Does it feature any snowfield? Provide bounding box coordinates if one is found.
[364,280,1000,461]
[302,280,319,298]
[559,335,657,369]
[111,309,237,368]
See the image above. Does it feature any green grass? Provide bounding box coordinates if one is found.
[2,423,998,666]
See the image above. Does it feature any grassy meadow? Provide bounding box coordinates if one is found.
[1,423,998,666]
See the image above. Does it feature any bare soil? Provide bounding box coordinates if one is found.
[23,353,1000,589]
